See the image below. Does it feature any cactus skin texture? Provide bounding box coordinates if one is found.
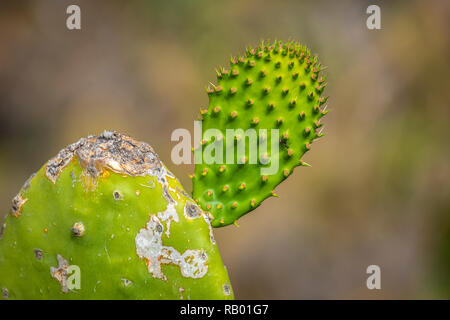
[0,132,233,299]
[193,40,328,227]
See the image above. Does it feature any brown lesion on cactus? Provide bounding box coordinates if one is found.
[121,278,133,287]
[184,201,202,219]
[50,254,71,293]
[183,201,216,245]
[21,172,36,191]
[34,248,43,260]
[179,286,185,299]
[0,223,6,240]
[2,287,8,299]
[45,131,163,184]
[11,194,27,218]
[113,190,123,200]
[71,222,85,237]
[223,283,231,296]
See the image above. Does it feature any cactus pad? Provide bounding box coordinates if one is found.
[0,132,233,299]
[193,40,328,227]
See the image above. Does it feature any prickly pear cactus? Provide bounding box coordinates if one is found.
[0,132,233,299]
[193,40,328,227]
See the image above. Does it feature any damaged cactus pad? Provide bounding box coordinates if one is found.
[0,132,233,299]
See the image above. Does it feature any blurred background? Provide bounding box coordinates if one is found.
[0,0,449,299]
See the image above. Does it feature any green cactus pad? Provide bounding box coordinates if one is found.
[193,40,328,227]
[0,132,233,299]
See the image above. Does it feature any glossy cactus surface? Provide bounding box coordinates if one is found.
[0,132,233,299]
[193,41,328,227]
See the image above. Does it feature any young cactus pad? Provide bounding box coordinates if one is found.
[0,132,233,299]
[193,40,328,227]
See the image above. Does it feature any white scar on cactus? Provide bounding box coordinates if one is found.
[135,205,209,280]
[150,161,216,244]
[135,165,210,280]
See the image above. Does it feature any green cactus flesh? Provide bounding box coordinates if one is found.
[193,41,328,227]
[0,132,233,299]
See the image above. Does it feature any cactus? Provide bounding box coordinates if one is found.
[193,40,327,227]
[0,40,327,299]
[0,132,233,299]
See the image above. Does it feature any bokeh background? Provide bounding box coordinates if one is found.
[1,0,449,299]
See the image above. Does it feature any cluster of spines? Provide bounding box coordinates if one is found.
[193,40,328,227]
